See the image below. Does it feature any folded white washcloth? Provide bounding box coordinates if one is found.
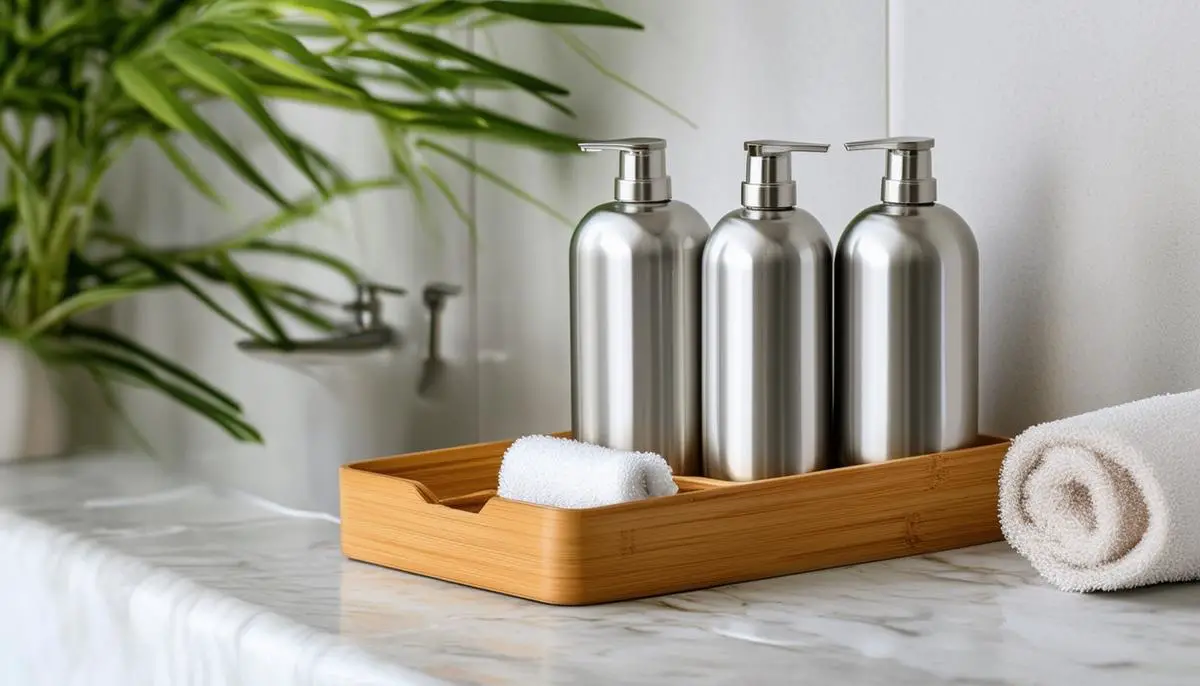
[999,389,1200,591]
[497,435,679,509]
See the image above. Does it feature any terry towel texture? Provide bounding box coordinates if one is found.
[999,389,1200,592]
[497,435,678,509]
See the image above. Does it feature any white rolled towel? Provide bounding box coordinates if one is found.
[999,390,1200,591]
[497,435,679,509]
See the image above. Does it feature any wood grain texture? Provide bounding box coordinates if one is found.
[340,437,1010,605]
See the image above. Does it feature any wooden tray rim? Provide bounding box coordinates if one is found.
[340,434,1012,517]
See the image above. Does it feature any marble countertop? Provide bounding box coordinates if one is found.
[1,454,1198,685]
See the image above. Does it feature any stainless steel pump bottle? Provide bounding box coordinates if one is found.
[570,137,710,475]
[836,137,978,465]
[702,140,831,481]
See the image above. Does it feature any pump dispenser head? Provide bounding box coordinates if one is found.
[844,136,937,205]
[740,140,829,210]
[579,137,671,203]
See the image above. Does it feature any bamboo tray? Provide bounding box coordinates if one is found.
[340,436,1010,605]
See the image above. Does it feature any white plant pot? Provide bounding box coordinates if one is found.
[0,340,67,462]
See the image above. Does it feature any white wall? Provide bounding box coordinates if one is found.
[891,0,1200,434]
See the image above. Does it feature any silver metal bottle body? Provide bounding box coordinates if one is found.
[835,203,979,465]
[570,200,709,475]
[702,208,831,481]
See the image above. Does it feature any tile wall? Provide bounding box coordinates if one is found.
[892,0,1200,433]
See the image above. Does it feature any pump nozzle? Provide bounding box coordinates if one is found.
[844,136,937,204]
[741,139,829,210]
[579,137,671,203]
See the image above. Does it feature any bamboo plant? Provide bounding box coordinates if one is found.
[0,0,646,443]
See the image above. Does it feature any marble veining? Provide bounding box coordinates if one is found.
[2,454,1200,685]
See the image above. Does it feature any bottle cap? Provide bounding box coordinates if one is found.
[844,136,937,204]
[741,140,829,210]
[579,137,671,203]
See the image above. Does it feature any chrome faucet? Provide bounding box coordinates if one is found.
[418,283,462,396]
[343,282,408,333]
[237,281,407,356]
[236,278,464,389]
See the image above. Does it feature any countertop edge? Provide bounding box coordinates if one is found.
[0,506,447,686]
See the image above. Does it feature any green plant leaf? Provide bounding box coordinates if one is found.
[338,67,426,91]
[385,0,640,29]
[481,2,642,29]
[420,138,572,225]
[148,268,270,342]
[93,235,272,343]
[180,261,339,333]
[161,40,325,194]
[207,41,362,96]
[260,291,338,332]
[23,283,152,338]
[0,125,43,204]
[0,88,80,117]
[11,180,46,268]
[211,252,293,347]
[151,132,226,206]
[345,49,459,90]
[458,105,580,150]
[466,13,515,30]
[255,84,375,109]
[0,203,16,245]
[419,158,475,239]
[554,27,697,128]
[298,96,580,150]
[179,177,397,256]
[374,1,471,24]
[239,240,360,283]
[30,143,56,188]
[292,136,349,185]
[383,29,573,114]
[271,20,341,38]
[78,361,159,458]
[380,127,427,204]
[63,323,242,413]
[182,258,335,306]
[115,0,193,54]
[27,8,91,47]
[197,20,346,78]
[252,279,334,306]
[70,346,262,443]
[438,67,530,89]
[273,0,371,22]
[173,256,342,336]
[380,126,451,250]
[403,103,580,151]
[374,1,502,26]
[113,59,293,206]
